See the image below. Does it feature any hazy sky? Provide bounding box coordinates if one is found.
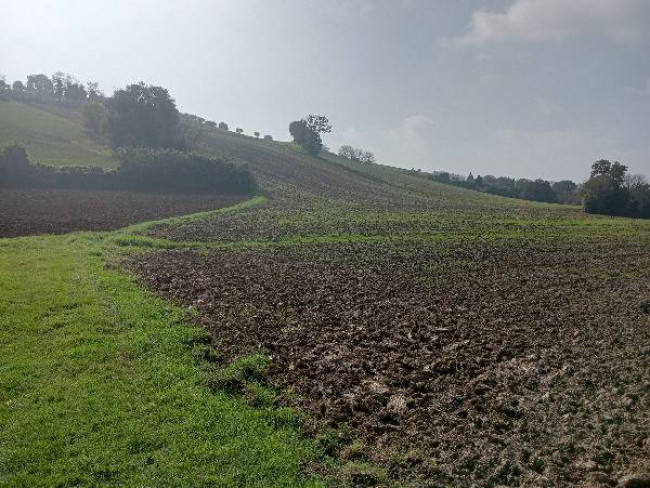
[1,0,649,180]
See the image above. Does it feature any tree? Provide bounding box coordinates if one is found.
[625,174,650,218]
[105,82,180,149]
[467,172,475,185]
[474,175,483,186]
[552,180,578,195]
[264,134,273,141]
[86,82,103,101]
[289,115,331,156]
[81,100,106,136]
[254,131,260,138]
[218,122,229,131]
[517,179,556,203]
[0,76,8,100]
[12,80,25,92]
[581,160,631,216]
[235,128,243,134]
[433,172,451,184]
[64,81,87,105]
[289,120,309,144]
[590,159,627,185]
[26,74,53,94]
[581,175,629,216]
[338,145,355,160]
[304,114,332,134]
[338,145,375,164]
[52,72,65,100]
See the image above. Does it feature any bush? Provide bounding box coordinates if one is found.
[0,145,257,195]
[0,145,115,190]
[116,147,257,194]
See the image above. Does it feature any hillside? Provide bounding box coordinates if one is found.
[2,102,650,488]
[0,100,118,168]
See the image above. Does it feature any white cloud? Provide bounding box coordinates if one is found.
[383,115,437,166]
[454,0,650,46]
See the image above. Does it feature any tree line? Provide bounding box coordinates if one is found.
[0,72,274,146]
[0,73,101,106]
[429,171,578,204]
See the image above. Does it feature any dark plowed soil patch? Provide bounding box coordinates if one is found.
[0,188,247,238]
[130,239,650,488]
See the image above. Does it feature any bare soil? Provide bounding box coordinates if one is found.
[0,188,246,238]
[130,239,650,487]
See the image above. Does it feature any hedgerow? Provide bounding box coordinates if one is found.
[0,145,257,195]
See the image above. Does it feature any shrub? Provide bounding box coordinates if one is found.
[0,145,257,195]
[116,147,257,194]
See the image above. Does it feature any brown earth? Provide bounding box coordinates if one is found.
[0,188,247,238]
[130,238,650,488]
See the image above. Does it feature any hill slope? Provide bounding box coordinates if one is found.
[3,102,650,488]
[0,100,118,168]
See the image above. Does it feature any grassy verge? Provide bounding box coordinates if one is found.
[0,235,327,488]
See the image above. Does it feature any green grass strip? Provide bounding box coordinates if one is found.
[0,236,326,488]
[121,195,266,234]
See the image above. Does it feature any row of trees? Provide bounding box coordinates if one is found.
[0,73,101,105]
[1,73,274,147]
[338,145,376,164]
[430,171,578,204]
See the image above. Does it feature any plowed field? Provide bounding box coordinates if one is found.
[131,238,650,487]
[0,188,246,237]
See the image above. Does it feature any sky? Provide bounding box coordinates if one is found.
[1,0,649,181]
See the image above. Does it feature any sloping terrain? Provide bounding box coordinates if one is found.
[128,128,650,487]
[2,104,649,486]
[0,100,118,168]
[0,188,245,238]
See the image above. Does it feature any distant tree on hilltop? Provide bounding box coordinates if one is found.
[289,115,332,155]
[26,74,53,94]
[580,159,641,217]
[338,145,375,164]
[105,82,181,149]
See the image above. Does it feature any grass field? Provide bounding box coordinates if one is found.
[0,101,118,168]
[0,233,328,488]
[1,105,649,487]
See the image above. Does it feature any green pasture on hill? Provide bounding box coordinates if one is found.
[0,100,118,168]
